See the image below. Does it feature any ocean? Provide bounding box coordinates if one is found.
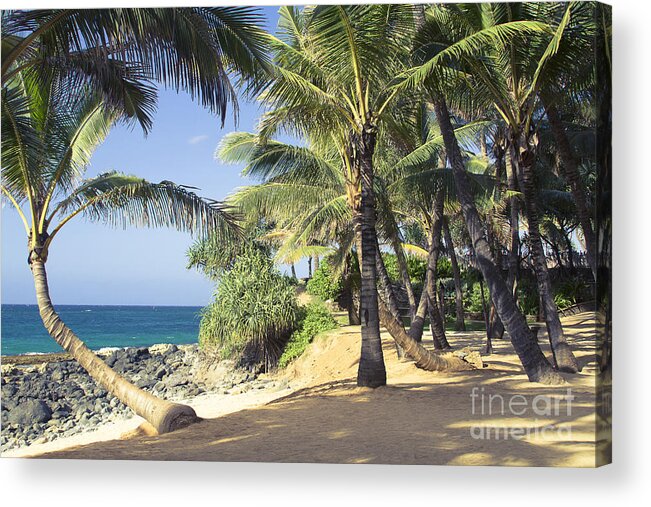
[0,304,203,356]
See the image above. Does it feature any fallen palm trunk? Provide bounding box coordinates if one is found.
[32,259,198,434]
[378,299,480,372]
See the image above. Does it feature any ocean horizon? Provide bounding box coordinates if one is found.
[0,304,203,356]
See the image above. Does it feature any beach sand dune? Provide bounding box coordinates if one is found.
[11,313,605,466]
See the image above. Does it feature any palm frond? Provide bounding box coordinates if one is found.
[49,171,240,241]
[398,19,550,92]
[3,8,272,129]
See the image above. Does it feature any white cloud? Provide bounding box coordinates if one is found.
[188,134,209,145]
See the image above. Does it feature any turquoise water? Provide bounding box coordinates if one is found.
[0,304,203,356]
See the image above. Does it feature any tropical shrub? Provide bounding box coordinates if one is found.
[408,255,427,282]
[437,257,453,279]
[187,227,272,281]
[198,247,301,370]
[554,276,591,308]
[382,252,427,284]
[465,282,489,314]
[516,278,540,317]
[278,303,338,368]
[306,258,343,301]
[554,293,574,310]
[382,253,401,282]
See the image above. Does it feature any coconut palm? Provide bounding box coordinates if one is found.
[396,3,567,383]
[412,2,581,372]
[216,131,479,372]
[1,70,238,433]
[250,5,429,387]
[1,7,270,131]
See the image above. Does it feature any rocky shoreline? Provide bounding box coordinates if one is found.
[1,344,285,453]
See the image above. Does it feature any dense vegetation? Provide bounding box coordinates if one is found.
[306,258,344,301]
[198,247,301,371]
[213,3,610,385]
[278,303,338,368]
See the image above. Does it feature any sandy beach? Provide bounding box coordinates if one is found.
[4,312,607,466]
[2,374,296,458]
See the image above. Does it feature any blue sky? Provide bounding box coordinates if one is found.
[0,6,303,306]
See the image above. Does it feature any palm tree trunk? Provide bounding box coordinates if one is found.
[488,303,502,339]
[30,259,197,434]
[378,299,474,372]
[424,189,449,349]
[291,263,297,279]
[544,102,597,280]
[433,98,563,385]
[429,291,451,349]
[408,273,430,342]
[443,217,466,331]
[437,282,446,324]
[488,131,507,339]
[486,226,505,340]
[342,274,361,325]
[307,256,312,278]
[537,290,546,322]
[352,124,386,388]
[341,257,361,325]
[479,277,493,354]
[388,231,417,318]
[511,136,579,373]
[375,237,405,358]
[375,239,401,319]
[506,155,521,300]
[313,255,320,272]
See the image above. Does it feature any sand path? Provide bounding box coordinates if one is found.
[6,313,607,466]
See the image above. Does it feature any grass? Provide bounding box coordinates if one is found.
[278,302,338,368]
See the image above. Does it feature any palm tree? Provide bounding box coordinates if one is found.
[253,5,426,387]
[396,4,566,383]
[2,8,270,131]
[1,71,238,433]
[216,131,478,373]
[415,2,580,372]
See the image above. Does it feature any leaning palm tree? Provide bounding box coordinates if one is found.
[1,7,270,131]
[395,3,566,383]
[410,2,580,373]
[1,71,238,433]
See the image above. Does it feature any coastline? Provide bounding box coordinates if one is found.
[2,352,74,366]
[2,374,296,459]
[16,313,604,466]
[1,342,294,455]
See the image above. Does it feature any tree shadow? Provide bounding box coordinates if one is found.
[32,313,600,466]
